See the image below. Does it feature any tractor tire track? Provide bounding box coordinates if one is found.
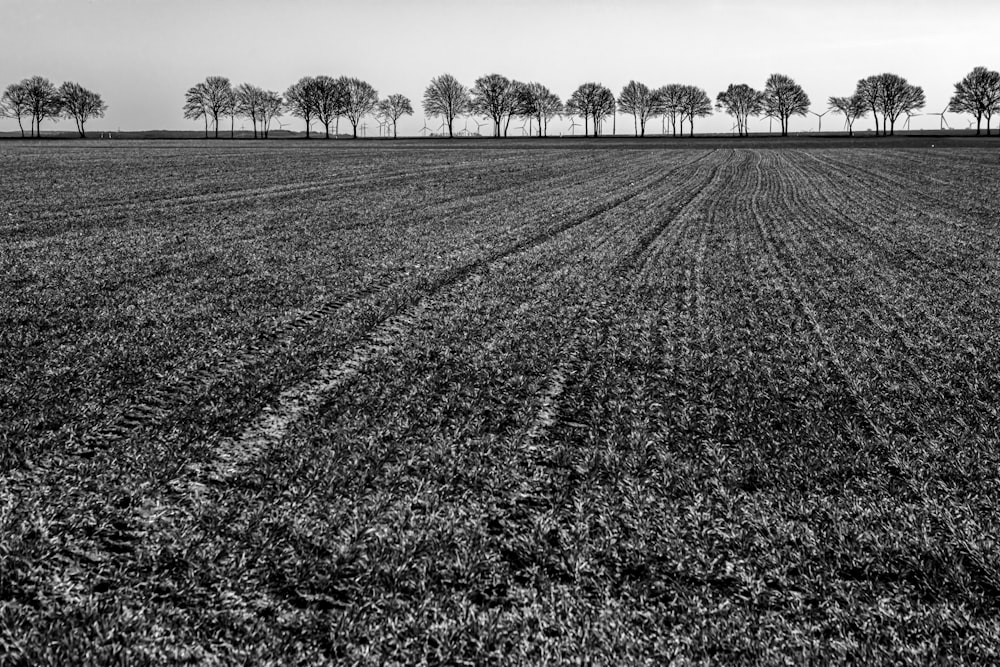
[76,274,401,453]
[519,151,727,457]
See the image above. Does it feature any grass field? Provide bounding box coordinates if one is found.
[2,139,1000,663]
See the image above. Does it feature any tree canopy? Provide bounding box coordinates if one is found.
[423,74,471,138]
[716,84,763,137]
[762,74,810,137]
[59,82,107,138]
[949,66,1000,136]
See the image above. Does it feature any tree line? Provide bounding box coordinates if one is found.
[3,67,999,138]
[0,76,107,137]
[182,75,412,139]
[185,67,1000,139]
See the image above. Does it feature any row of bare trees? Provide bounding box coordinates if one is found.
[827,74,926,137]
[719,69,1000,138]
[183,75,413,139]
[427,68,1000,139]
[1,77,107,137]
[421,74,715,138]
[4,68,996,139]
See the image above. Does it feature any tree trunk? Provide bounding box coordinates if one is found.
[17,116,24,138]
[976,114,982,136]
[214,115,219,139]
[231,115,234,139]
[203,114,208,138]
[79,120,86,138]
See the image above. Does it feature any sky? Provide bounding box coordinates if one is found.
[1,0,998,136]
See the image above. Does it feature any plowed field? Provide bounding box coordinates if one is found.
[3,141,1000,663]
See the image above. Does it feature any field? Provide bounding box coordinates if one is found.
[2,139,1000,663]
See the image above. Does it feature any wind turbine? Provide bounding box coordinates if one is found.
[808,110,829,133]
[473,119,488,136]
[933,105,951,130]
[420,119,431,136]
[901,111,924,132]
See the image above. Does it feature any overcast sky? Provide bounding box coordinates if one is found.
[1,0,997,136]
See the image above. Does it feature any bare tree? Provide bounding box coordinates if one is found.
[58,82,107,138]
[566,82,615,137]
[854,76,882,136]
[656,84,686,136]
[224,84,238,138]
[285,76,318,138]
[235,83,264,138]
[183,82,209,138]
[949,66,1000,136]
[314,76,346,138]
[23,76,62,138]
[594,86,616,136]
[338,77,378,138]
[1,81,32,137]
[828,94,868,137]
[715,84,763,137]
[259,91,283,139]
[617,81,660,137]
[471,74,517,137]
[197,76,232,139]
[762,74,810,137]
[876,74,925,136]
[680,85,712,137]
[517,82,561,137]
[423,73,471,138]
[376,94,413,138]
[566,84,595,136]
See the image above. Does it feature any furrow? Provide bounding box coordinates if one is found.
[771,153,960,396]
[746,151,883,439]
